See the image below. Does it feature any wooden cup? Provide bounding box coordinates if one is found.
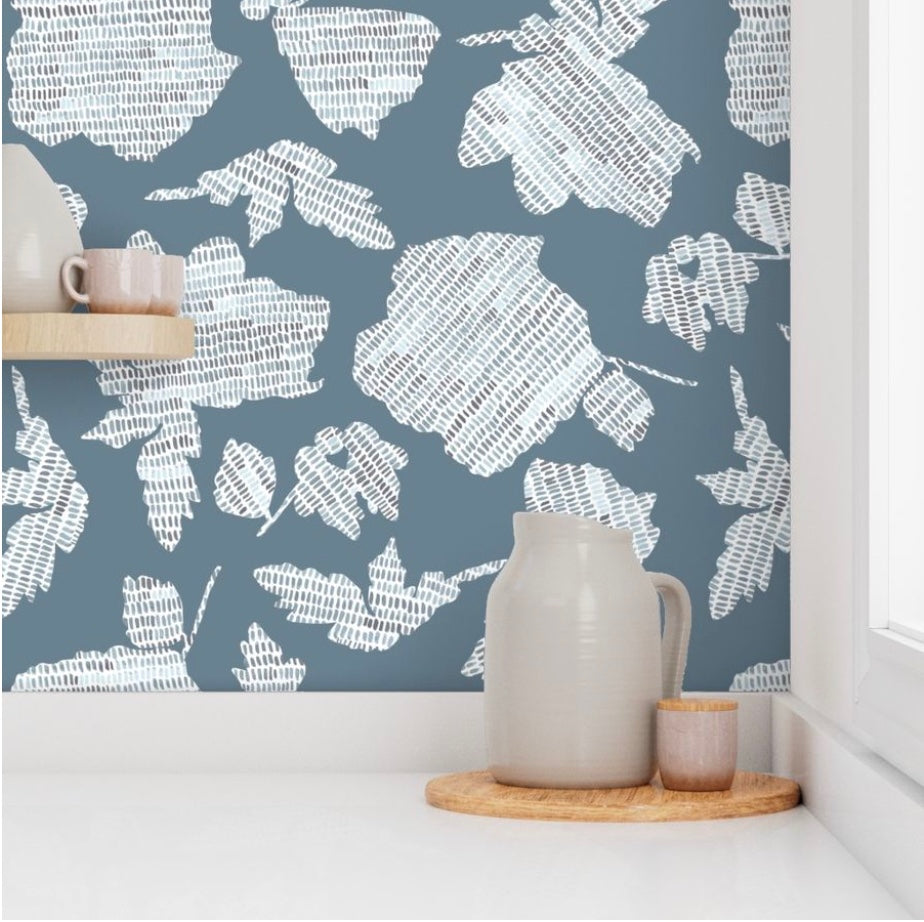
[656,698,738,792]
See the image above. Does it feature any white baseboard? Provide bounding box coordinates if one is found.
[772,693,924,918]
[2,691,771,774]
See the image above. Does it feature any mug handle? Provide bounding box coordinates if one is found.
[649,573,692,699]
[61,255,90,304]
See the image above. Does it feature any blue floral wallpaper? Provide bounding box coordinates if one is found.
[2,0,790,692]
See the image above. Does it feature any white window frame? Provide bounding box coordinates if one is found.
[791,0,924,788]
[877,0,924,649]
[853,0,924,782]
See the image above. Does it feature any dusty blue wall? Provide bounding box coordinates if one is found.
[2,0,790,691]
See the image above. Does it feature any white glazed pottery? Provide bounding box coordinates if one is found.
[485,512,692,789]
[2,144,83,313]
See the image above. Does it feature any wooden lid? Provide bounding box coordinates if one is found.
[657,698,738,712]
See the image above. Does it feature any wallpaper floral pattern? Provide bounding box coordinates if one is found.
[2,0,791,692]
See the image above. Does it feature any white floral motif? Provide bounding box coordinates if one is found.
[697,367,790,619]
[243,1,439,140]
[3,367,89,619]
[12,569,220,691]
[726,0,790,146]
[7,0,238,161]
[733,172,791,255]
[214,423,408,539]
[147,141,394,249]
[461,638,485,678]
[354,233,694,476]
[643,173,790,350]
[458,0,700,226]
[729,657,790,691]
[233,622,306,692]
[214,440,277,522]
[56,184,87,230]
[83,231,330,551]
[255,539,505,652]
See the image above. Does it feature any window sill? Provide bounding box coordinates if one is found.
[773,692,924,917]
[856,629,924,785]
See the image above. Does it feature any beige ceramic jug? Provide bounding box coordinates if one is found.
[485,512,692,788]
[2,144,83,313]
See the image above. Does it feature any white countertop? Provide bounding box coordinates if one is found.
[2,773,909,920]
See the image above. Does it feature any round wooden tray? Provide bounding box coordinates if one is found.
[425,771,800,823]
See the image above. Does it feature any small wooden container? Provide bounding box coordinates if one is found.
[657,698,738,792]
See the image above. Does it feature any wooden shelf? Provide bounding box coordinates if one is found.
[2,313,194,361]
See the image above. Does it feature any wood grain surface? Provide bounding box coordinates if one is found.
[658,697,738,711]
[425,771,800,823]
[2,313,194,360]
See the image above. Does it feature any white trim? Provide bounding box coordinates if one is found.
[883,0,924,646]
[2,691,772,774]
[856,630,924,783]
[852,0,924,786]
[864,0,889,644]
[791,0,924,786]
[791,0,866,728]
[772,694,924,918]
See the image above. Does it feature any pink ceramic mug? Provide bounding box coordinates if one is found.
[62,248,154,314]
[150,254,184,316]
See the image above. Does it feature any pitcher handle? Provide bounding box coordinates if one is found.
[649,573,692,699]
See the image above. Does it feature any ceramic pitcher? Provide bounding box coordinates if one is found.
[485,512,692,788]
[2,144,83,313]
